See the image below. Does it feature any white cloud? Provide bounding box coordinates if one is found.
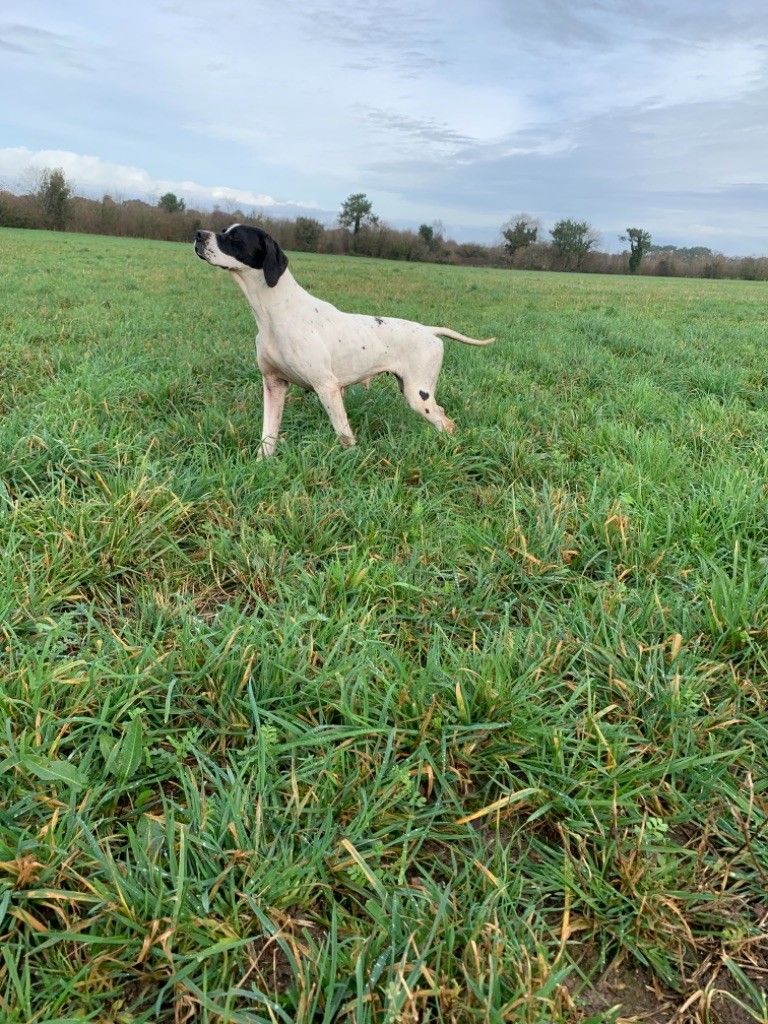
[560,39,767,121]
[1,1,767,253]
[0,146,321,211]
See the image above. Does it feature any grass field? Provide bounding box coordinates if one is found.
[1,226,767,1023]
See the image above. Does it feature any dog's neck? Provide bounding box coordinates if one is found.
[229,268,306,329]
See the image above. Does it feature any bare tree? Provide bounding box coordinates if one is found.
[430,220,446,245]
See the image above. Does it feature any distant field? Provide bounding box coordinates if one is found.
[1,227,767,1023]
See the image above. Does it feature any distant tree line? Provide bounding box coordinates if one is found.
[1,171,766,281]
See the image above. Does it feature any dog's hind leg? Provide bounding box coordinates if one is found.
[399,348,456,434]
[403,379,456,434]
[315,382,356,448]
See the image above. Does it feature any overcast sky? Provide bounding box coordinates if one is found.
[1,0,766,253]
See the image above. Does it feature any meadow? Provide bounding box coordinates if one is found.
[0,226,767,1023]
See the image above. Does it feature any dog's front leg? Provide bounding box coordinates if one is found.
[258,375,289,458]
[315,382,356,448]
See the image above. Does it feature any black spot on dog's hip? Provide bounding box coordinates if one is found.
[419,390,429,400]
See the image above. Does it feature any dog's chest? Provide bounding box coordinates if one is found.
[255,329,307,385]
[255,316,333,387]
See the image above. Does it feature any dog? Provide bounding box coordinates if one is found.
[194,223,494,457]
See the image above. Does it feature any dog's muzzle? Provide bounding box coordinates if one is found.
[194,230,211,260]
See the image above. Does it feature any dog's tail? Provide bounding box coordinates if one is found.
[431,327,495,346]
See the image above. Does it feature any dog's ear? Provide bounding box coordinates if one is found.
[263,237,288,287]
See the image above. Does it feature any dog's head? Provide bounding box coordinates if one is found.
[194,223,288,287]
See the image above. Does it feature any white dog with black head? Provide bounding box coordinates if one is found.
[194,224,494,457]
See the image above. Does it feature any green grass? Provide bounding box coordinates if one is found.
[1,226,767,1023]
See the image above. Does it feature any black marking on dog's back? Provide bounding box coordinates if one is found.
[419,390,429,400]
[375,316,384,325]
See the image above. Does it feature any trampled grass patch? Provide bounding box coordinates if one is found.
[1,227,767,1022]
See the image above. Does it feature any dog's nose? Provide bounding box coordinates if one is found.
[195,230,204,243]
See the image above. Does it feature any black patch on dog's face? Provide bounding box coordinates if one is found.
[217,224,288,286]
[419,390,429,400]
